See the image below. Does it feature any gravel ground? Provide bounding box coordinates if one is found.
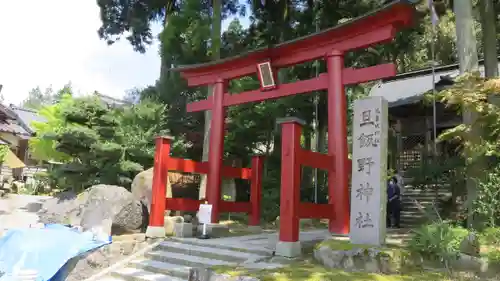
[0,194,51,234]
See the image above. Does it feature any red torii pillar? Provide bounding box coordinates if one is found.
[173,0,415,227]
[327,50,350,234]
[206,79,226,223]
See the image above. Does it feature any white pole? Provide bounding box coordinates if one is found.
[429,0,438,155]
[431,22,437,155]
[202,223,207,236]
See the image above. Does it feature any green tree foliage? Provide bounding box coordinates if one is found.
[91,0,500,221]
[30,92,169,191]
[29,93,74,163]
[117,99,170,168]
[21,86,54,110]
[434,74,500,161]
[0,145,10,164]
[51,96,142,190]
[21,83,74,109]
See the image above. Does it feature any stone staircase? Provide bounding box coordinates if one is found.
[96,237,272,281]
[400,187,451,228]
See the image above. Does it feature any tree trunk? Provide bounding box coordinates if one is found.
[454,0,480,228]
[199,0,223,200]
[158,4,175,96]
[455,1,479,73]
[480,0,498,78]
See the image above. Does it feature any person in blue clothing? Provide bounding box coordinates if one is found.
[386,176,401,228]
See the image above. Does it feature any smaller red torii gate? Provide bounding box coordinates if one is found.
[147,0,415,256]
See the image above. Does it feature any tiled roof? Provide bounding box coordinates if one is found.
[369,58,500,107]
[0,105,31,137]
[0,120,30,136]
[0,105,45,137]
[9,106,46,134]
[94,93,131,108]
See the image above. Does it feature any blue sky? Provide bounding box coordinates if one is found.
[0,1,250,106]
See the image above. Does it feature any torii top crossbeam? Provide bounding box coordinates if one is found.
[174,0,416,89]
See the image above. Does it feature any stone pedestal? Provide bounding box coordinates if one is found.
[275,241,301,258]
[174,222,193,237]
[164,216,184,236]
[196,223,229,237]
[145,226,166,238]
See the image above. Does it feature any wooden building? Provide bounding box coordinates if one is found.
[369,59,500,227]
[0,104,47,181]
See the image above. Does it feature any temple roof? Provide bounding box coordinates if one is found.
[369,58,500,108]
[172,0,417,86]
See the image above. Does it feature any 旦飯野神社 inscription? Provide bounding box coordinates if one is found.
[349,96,388,246]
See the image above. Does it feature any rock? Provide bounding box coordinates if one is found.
[460,232,480,257]
[313,243,394,273]
[61,237,150,281]
[184,214,193,223]
[131,168,174,214]
[164,216,184,235]
[38,185,147,235]
[112,233,146,243]
[80,185,146,234]
[38,191,81,225]
[112,199,146,233]
[188,268,260,281]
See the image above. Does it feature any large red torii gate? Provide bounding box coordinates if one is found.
[162,1,415,237]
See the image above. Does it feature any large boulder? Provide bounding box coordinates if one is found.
[131,168,172,214]
[80,185,146,234]
[38,191,82,226]
[38,185,147,234]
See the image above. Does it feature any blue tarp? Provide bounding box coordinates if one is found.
[0,224,111,281]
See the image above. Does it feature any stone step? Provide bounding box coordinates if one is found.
[97,277,125,281]
[403,192,449,196]
[402,195,446,200]
[400,210,432,215]
[400,214,431,219]
[403,188,449,192]
[111,267,183,281]
[168,237,271,256]
[129,259,190,279]
[145,250,234,268]
[157,240,265,263]
[403,191,449,195]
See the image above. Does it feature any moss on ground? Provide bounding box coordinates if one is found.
[212,260,452,281]
[316,238,409,257]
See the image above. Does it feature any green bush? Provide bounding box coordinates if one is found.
[474,166,500,228]
[486,249,500,264]
[409,222,469,263]
[480,227,500,246]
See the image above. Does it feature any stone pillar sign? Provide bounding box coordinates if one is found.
[349,96,388,245]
